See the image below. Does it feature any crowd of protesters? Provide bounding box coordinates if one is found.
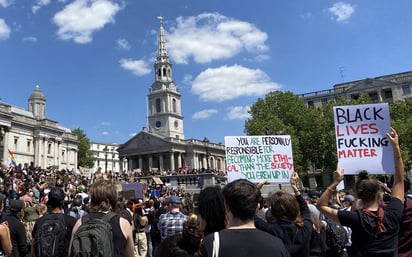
[0,127,411,257]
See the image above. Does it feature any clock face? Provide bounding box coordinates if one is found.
[169,82,176,91]
[153,82,162,90]
[155,121,161,128]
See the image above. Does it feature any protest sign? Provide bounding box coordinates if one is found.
[333,103,394,174]
[225,135,294,183]
[121,182,143,199]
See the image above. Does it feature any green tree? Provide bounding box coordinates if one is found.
[390,98,412,169]
[245,91,324,174]
[72,128,95,168]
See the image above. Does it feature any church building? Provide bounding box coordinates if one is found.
[117,18,227,174]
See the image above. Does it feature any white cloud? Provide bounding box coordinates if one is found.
[328,2,355,23]
[167,12,269,64]
[0,19,10,40]
[192,109,218,119]
[119,58,151,76]
[117,38,130,50]
[129,132,137,137]
[226,106,251,120]
[23,36,37,42]
[52,0,121,44]
[0,0,13,7]
[191,64,281,102]
[101,131,109,136]
[182,74,193,84]
[32,0,51,13]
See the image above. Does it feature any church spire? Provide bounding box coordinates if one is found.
[157,16,169,63]
[154,16,173,83]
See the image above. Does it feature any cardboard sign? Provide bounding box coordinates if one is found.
[333,103,394,174]
[225,135,294,183]
[121,182,143,199]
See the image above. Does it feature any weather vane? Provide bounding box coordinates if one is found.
[157,16,164,26]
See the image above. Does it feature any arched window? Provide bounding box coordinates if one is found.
[158,69,161,77]
[163,68,167,76]
[156,98,161,113]
[172,99,177,113]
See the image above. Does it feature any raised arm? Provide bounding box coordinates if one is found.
[317,167,344,224]
[0,222,12,257]
[386,127,404,202]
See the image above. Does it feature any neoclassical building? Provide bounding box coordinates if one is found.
[117,18,226,174]
[299,71,412,107]
[90,141,120,173]
[0,86,78,170]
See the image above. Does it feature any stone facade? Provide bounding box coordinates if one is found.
[0,86,78,170]
[299,71,412,107]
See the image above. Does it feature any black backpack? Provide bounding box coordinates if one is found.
[34,213,67,257]
[324,219,348,253]
[70,212,116,257]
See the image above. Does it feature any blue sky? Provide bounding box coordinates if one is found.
[1,0,412,145]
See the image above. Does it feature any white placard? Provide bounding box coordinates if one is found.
[334,103,394,174]
[225,135,294,183]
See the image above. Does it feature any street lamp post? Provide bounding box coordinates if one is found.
[103,145,108,173]
[203,137,210,171]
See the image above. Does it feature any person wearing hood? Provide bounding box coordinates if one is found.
[317,128,404,257]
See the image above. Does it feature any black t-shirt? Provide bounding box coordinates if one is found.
[32,213,76,257]
[202,229,290,257]
[338,197,403,257]
[254,195,313,257]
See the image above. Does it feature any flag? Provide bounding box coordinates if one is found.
[8,149,17,167]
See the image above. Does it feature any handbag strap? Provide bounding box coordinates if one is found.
[212,231,220,257]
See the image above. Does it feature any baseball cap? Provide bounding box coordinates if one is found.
[169,195,181,204]
[10,199,25,211]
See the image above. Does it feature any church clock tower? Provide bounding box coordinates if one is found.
[148,17,185,140]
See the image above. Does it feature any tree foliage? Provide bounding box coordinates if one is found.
[72,128,95,168]
[245,91,412,179]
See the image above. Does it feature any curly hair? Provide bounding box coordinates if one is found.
[154,218,203,257]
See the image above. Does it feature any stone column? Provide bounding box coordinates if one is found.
[203,155,207,169]
[128,158,133,171]
[177,152,182,169]
[149,156,153,171]
[53,140,58,166]
[43,137,47,168]
[138,157,143,170]
[170,153,175,172]
[57,141,61,168]
[159,154,164,172]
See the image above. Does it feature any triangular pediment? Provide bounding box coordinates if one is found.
[118,131,173,152]
[344,78,397,93]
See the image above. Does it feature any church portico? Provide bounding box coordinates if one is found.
[117,17,226,177]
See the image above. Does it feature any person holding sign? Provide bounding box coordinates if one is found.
[254,172,313,257]
[317,127,404,257]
